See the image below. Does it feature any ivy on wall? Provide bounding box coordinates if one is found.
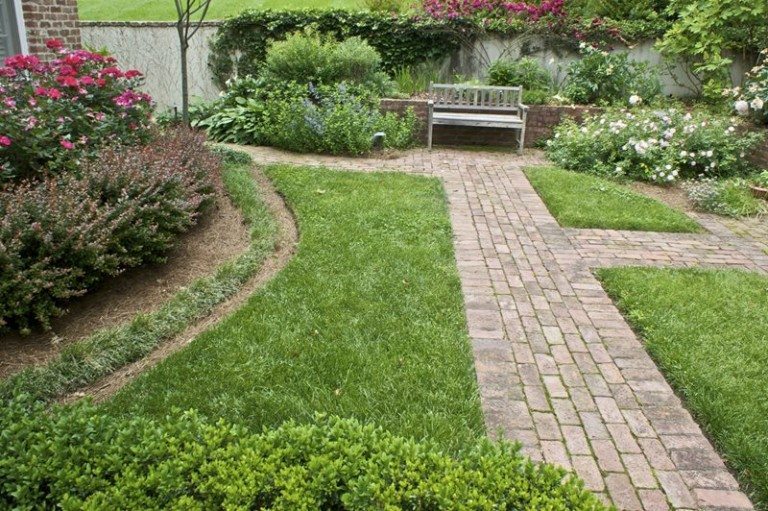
[208,10,670,88]
[208,10,476,87]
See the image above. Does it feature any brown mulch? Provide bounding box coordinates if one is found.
[0,187,250,380]
[60,167,298,404]
[628,181,696,213]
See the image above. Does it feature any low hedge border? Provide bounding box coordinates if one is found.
[0,397,609,510]
[0,148,278,404]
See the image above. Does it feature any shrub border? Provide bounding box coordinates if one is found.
[0,152,279,403]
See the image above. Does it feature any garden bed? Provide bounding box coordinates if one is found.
[0,190,249,380]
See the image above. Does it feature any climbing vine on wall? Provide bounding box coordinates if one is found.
[208,10,670,88]
[208,10,476,87]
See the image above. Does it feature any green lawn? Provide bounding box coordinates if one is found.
[525,166,702,233]
[78,0,363,21]
[598,268,768,508]
[105,165,484,451]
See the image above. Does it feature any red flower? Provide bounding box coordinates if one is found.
[47,88,63,100]
[125,69,143,79]
[46,39,64,51]
[56,75,79,87]
[0,136,11,147]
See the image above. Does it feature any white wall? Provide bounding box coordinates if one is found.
[81,23,752,110]
[82,23,220,112]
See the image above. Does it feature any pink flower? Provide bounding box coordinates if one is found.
[125,69,142,79]
[47,88,62,100]
[59,138,74,150]
[0,136,11,147]
[3,97,16,108]
[46,39,64,51]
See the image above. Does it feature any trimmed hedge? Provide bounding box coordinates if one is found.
[0,128,219,333]
[0,397,608,510]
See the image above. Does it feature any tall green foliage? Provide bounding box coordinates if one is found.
[657,0,768,94]
[208,10,473,87]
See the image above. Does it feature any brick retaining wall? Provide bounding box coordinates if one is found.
[380,99,600,149]
[21,0,81,58]
[382,99,768,166]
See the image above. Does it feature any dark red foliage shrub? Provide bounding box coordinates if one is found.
[0,128,220,334]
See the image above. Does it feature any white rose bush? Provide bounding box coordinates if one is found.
[725,48,768,125]
[546,107,763,183]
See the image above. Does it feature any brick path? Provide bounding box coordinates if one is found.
[242,146,762,510]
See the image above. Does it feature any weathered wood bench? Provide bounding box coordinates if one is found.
[427,83,528,154]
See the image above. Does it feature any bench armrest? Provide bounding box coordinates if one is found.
[518,102,529,112]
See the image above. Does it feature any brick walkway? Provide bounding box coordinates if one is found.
[242,146,762,510]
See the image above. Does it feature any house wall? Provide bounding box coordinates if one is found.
[21,0,81,57]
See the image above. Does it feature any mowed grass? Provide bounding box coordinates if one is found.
[105,165,484,451]
[78,0,363,21]
[598,268,768,508]
[525,166,701,233]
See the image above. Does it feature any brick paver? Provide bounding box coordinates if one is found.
[242,145,759,510]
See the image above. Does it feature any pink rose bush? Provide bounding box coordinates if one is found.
[0,40,153,182]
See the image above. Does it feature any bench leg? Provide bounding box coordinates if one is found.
[427,122,433,150]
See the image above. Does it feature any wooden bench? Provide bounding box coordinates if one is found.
[427,83,528,154]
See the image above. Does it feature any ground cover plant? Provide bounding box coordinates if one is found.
[525,166,701,231]
[105,166,483,452]
[546,107,763,183]
[0,128,218,334]
[598,267,768,509]
[683,178,767,217]
[0,40,152,182]
[0,397,607,510]
[0,150,277,403]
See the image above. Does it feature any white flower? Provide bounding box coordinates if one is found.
[735,100,750,115]
[751,97,764,110]
[628,95,642,106]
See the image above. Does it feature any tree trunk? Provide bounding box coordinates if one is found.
[180,42,189,125]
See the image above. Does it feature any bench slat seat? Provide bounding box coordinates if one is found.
[432,112,525,129]
[427,83,528,153]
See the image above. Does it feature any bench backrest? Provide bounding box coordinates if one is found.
[429,83,523,111]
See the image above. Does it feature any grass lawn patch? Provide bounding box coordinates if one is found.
[105,165,484,451]
[525,166,702,233]
[598,267,768,508]
[78,0,362,21]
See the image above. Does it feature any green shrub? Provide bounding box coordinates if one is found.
[209,11,472,87]
[263,33,392,95]
[0,397,608,510]
[0,128,218,333]
[488,57,552,94]
[563,43,661,105]
[683,178,766,217]
[196,80,417,155]
[546,107,763,182]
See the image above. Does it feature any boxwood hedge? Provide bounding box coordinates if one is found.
[0,397,608,510]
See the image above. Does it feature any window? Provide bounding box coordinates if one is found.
[0,0,27,58]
